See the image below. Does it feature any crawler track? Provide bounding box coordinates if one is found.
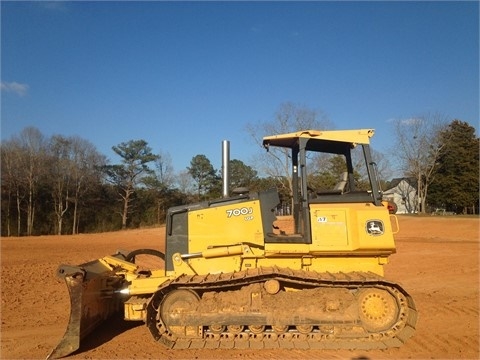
[146,266,417,350]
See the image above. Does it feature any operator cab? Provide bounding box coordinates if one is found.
[262,129,384,244]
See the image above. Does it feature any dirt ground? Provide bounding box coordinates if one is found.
[1,216,479,359]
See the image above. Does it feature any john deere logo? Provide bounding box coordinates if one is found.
[366,220,384,236]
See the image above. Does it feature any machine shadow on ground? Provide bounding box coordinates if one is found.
[70,314,142,356]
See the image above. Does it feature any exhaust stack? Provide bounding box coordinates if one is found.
[222,140,230,198]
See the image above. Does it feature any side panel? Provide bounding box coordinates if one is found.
[355,205,396,251]
[310,208,348,247]
[309,202,396,252]
[188,199,265,253]
[166,191,280,276]
[184,199,265,274]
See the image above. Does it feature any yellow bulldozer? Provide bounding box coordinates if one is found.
[48,129,417,359]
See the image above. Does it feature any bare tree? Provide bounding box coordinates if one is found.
[2,129,107,235]
[69,136,106,234]
[176,169,195,200]
[48,135,72,235]
[154,151,175,188]
[391,113,449,213]
[16,127,46,235]
[143,150,175,224]
[1,141,25,236]
[246,102,332,205]
[351,146,393,190]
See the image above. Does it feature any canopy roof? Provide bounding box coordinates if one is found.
[262,129,375,154]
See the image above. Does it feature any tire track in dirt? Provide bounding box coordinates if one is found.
[447,334,480,351]
[408,334,479,356]
[437,304,479,316]
[406,300,480,356]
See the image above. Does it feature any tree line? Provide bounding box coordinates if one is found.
[1,104,478,236]
[1,126,296,236]
[391,116,479,215]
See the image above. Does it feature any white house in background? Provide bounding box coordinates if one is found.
[383,178,418,214]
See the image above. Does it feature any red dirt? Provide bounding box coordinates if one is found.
[1,216,479,359]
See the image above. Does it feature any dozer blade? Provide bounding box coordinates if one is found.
[47,254,127,359]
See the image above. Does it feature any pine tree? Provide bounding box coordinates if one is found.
[428,120,479,214]
[103,140,158,229]
[188,155,219,200]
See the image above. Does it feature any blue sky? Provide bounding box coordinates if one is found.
[2,1,478,174]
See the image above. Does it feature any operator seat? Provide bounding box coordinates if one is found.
[315,172,349,196]
[333,172,348,194]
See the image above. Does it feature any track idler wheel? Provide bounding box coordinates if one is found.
[357,288,399,332]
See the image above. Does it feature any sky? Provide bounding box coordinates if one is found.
[1,1,479,175]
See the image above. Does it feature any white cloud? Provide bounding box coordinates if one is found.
[386,117,422,126]
[290,31,300,38]
[400,117,422,126]
[36,1,69,12]
[1,81,29,97]
[250,25,262,33]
